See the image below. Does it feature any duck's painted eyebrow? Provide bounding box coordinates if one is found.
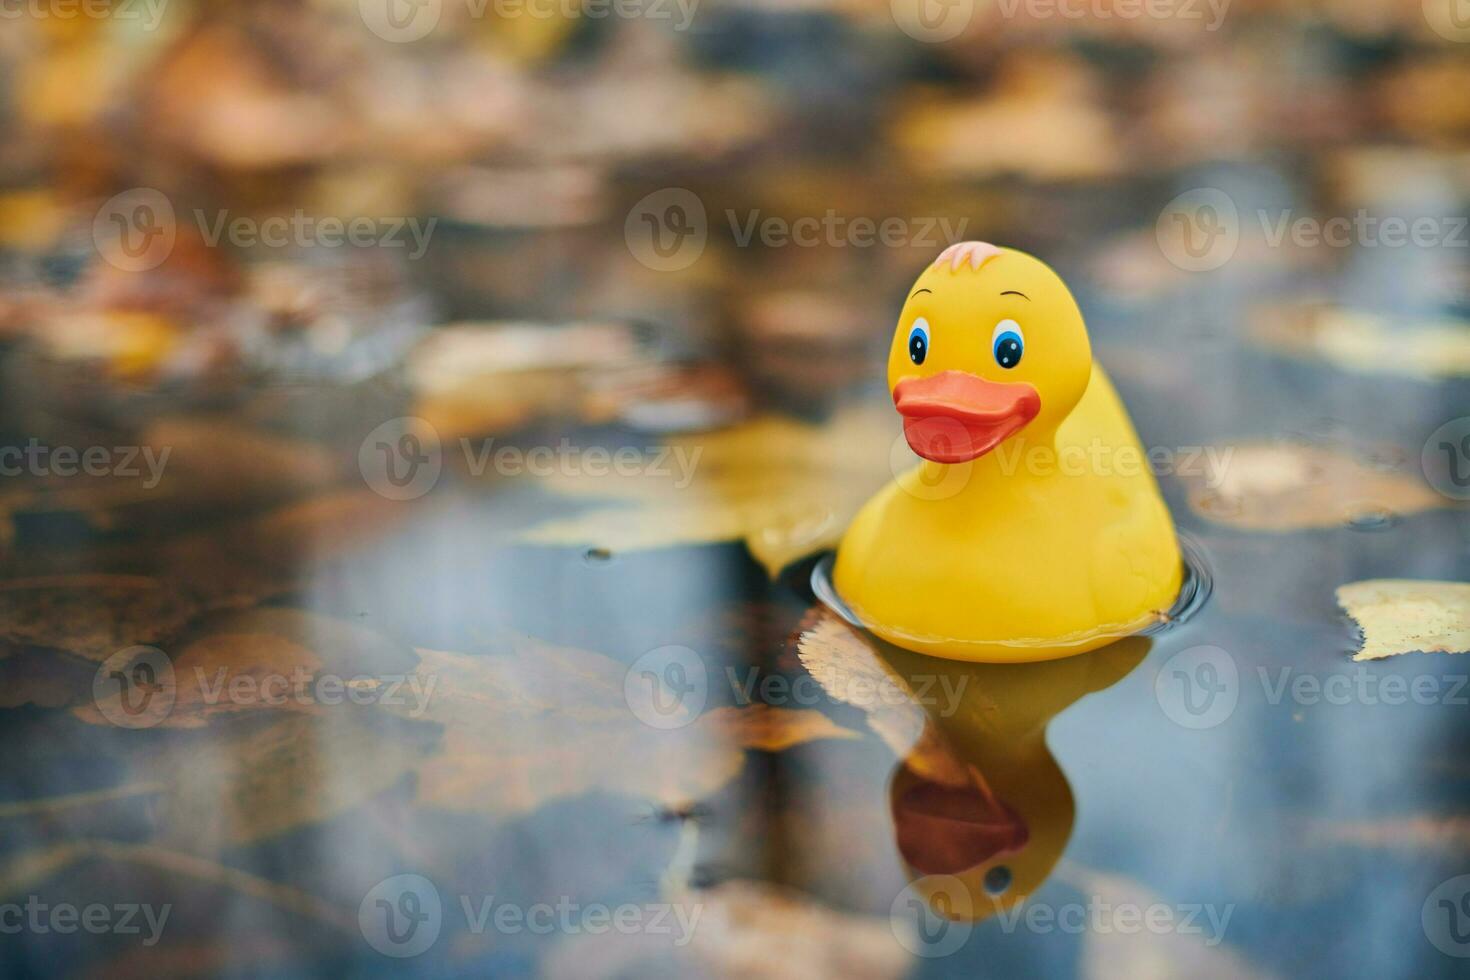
[1000,290,1029,299]
[909,288,932,297]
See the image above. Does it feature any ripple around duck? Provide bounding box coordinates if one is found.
[806,531,1214,651]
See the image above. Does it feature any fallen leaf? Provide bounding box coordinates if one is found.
[1302,815,1470,853]
[893,55,1122,181]
[1336,579,1470,661]
[0,575,199,663]
[1183,442,1445,531]
[795,607,969,787]
[518,404,899,576]
[408,321,650,439]
[385,641,857,817]
[1251,305,1470,379]
[152,710,436,851]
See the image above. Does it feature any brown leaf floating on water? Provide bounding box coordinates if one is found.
[384,640,857,818]
[0,575,199,663]
[519,404,899,577]
[1336,579,1470,661]
[1182,441,1445,531]
[152,710,437,851]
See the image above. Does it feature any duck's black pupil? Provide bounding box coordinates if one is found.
[909,334,927,364]
[984,866,1012,895]
[996,339,1021,368]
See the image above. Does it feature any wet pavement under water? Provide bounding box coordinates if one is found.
[1,221,1469,979]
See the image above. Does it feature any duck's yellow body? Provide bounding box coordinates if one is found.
[834,243,1182,662]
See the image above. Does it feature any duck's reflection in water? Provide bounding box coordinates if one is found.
[797,607,1148,923]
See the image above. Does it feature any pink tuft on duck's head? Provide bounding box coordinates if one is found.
[933,241,1004,272]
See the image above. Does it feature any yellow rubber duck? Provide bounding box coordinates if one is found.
[834,242,1182,662]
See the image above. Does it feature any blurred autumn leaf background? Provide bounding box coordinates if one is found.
[0,0,1467,978]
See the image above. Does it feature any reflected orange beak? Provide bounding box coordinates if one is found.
[892,764,1029,874]
[893,370,1040,463]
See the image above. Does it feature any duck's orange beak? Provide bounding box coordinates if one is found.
[894,370,1040,463]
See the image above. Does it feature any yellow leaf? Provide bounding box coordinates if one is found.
[519,404,900,576]
[1336,579,1470,661]
[1252,306,1470,379]
[1183,442,1445,531]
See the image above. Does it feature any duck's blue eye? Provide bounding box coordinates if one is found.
[907,318,930,365]
[992,319,1023,369]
